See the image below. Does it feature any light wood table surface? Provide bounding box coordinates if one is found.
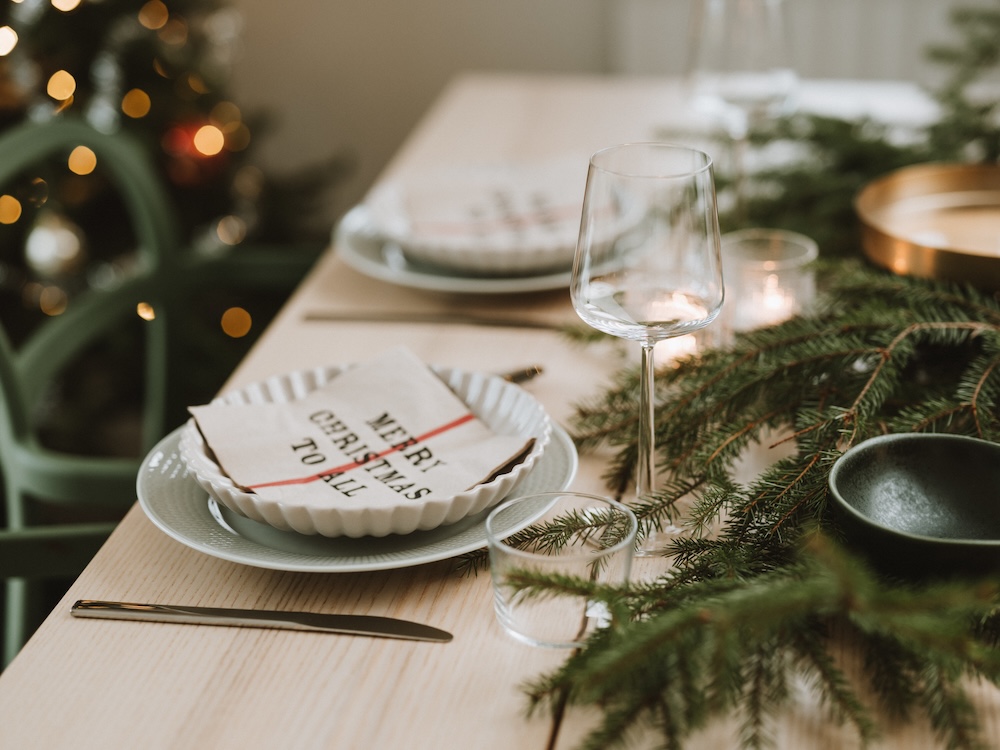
[1,73,996,749]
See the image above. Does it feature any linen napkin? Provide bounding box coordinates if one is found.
[188,348,535,509]
[367,159,585,250]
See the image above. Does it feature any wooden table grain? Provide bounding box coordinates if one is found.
[1,73,995,750]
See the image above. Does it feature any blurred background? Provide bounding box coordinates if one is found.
[0,0,991,457]
[227,0,979,217]
[0,0,992,456]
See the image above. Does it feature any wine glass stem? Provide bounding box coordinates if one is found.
[636,342,656,500]
[731,132,748,221]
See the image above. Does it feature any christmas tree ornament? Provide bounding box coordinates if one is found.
[24,207,86,278]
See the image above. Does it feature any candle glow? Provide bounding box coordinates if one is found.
[721,228,818,337]
[654,334,699,363]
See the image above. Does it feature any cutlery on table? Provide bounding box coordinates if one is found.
[71,600,453,643]
[501,365,543,383]
[302,310,562,330]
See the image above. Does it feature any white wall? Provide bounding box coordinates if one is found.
[228,0,609,216]
[227,0,983,222]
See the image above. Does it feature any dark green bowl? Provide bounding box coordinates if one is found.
[828,433,1000,578]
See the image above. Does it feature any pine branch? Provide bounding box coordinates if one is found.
[526,263,1000,747]
[790,623,880,744]
[918,663,985,750]
[518,8,1000,746]
[522,537,1000,749]
[739,640,788,749]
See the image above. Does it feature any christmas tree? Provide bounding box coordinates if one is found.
[0,0,348,454]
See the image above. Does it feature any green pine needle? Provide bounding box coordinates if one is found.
[517,4,1000,742]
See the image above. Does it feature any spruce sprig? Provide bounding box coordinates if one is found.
[517,264,1000,749]
[522,534,1000,749]
[504,6,1000,745]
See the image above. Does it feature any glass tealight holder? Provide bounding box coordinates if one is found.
[721,228,818,337]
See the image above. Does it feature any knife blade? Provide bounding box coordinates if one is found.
[70,600,452,643]
[302,310,562,330]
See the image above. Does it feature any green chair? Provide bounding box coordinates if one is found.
[0,118,179,667]
[0,117,324,668]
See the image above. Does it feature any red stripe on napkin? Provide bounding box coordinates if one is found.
[247,412,476,490]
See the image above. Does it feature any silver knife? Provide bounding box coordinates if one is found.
[303,311,562,330]
[71,600,452,643]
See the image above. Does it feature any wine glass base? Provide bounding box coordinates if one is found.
[635,524,685,557]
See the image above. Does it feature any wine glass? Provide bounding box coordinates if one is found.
[686,0,797,212]
[571,143,724,556]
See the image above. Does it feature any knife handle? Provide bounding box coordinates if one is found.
[71,600,297,629]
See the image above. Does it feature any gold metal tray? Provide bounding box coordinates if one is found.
[855,163,1000,288]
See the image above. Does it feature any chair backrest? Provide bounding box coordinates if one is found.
[0,118,181,477]
[0,117,189,667]
[0,117,327,668]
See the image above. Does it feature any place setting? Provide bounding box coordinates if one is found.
[136,346,578,573]
[334,157,589,294]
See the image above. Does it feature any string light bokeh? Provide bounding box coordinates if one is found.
[0,0,348,460]
[0,0,286,344]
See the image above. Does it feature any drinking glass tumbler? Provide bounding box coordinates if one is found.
[486,492,638,648]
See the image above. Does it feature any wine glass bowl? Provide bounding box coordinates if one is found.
[687,0,798,135]
[686,0,797,215]
[571,143,724,554]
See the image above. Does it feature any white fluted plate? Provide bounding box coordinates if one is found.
[178,363,552,538]
[137,425,577,572]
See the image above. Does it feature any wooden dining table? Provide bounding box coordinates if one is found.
[2,72,998,749]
